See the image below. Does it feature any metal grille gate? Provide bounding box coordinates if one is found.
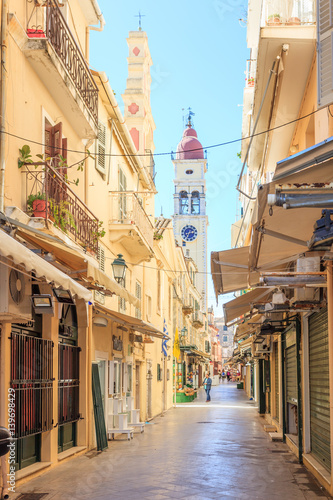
[58,344,80,424]
[309,308,331,471]
[274,342,279,422]
[286,344,297,405]
[11,330,53,438]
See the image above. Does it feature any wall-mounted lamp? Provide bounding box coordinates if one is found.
[111,254,127,285]
[180,326,188,338]
[31,294,54,314]
[93,316,108,327]
[53,288,74,304]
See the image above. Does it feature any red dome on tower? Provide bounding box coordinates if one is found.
[176,125,204,160]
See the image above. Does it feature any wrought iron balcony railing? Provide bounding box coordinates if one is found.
[192,310,204,328]
[109,192,154,250]
[144,149,156,185]
[26,0,98,125]
[24,162,100,254]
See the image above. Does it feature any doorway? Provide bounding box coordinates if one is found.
[135,362,140,409]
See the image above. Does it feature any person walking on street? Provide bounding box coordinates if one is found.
[203,372,212,402]
[227,370,231,382]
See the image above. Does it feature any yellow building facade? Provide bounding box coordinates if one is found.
[0,1,209,493]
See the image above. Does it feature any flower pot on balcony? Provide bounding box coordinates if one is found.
[267,15,282,25]
[32,199,50,218]
[27,29,46,38]
[287,17,301,25]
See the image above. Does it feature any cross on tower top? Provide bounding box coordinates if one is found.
[187,107,195,128]
[135,11,146,31]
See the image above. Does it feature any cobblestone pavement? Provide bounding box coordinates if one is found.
[14,382,332,500]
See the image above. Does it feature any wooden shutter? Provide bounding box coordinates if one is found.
[96,122,106,176]
[317,0,333,107]
[92,363,108,451]
[118,168,127,220]
[309,308,331,471]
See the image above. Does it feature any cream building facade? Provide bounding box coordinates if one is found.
[0,0,209,494]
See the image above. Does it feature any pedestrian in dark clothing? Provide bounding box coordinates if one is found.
[203,372,212,402]
[227,370,231,382]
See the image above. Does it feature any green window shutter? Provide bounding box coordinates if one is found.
[92,363,108,451]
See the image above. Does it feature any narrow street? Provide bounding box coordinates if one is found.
[15,383,330,500]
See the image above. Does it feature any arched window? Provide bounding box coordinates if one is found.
[179,191,188,214]
[191,191,200,214]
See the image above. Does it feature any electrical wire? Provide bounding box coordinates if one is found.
[2,107,323,158]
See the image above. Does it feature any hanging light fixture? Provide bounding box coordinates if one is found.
[111,254,127,285]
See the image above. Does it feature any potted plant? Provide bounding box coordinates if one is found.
[287,16,301,25]
[267,13,282,25]
[27,192,50,218]
[247,77,255,87]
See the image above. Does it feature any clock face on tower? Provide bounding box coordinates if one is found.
[181,225,198,242]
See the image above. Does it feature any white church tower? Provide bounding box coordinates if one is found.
[172,113,208,310]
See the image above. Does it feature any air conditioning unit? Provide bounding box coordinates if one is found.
[294,256,320,303]
[254,337,272,355]
[0,264,32,322]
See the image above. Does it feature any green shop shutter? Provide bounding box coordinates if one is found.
[286,343,297,405]
[309,308,331,471]
[274,342,279,422]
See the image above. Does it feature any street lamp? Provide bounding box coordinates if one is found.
[180,326,188,344]
[111,254,127,285]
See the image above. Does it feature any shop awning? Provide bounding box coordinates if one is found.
[94,304,169,339]
[192,349,211,360]
[234,314,263,342]
[250,159,333,271]
[211,246,260,296]
[0,229,92,301]
[223,288,274,325]
[10,218,140,308]
[86,264,140,308]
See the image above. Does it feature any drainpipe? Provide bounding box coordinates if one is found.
[85,2,105,62]
[268,192,333,209]
[236,58,278,198]
[0,0,8,214]
[107,119,113,185]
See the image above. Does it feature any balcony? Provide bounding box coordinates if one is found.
[182,296,193,316]
[261,0,316,27]
[14,0,98,139]
[144,149,156,186]
[245,59,256,89]
[246,0,316,173]
[192,311,204,329]
[23,163,100,254]
[108,192,154,263]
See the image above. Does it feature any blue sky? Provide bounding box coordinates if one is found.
[90,0,249,316]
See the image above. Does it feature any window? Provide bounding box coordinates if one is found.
[118,276,126,312]
[96,122,106,176]
[135,281,142,319]
[118,167,127,219]
[223,335,228,342]
[191,191,200,214]
[97,247,105,272]
[168,285,171,321]
[146,295,152,321]
[157,270,161,315]
[157,363,162,381]
[179,191,189,214]
[317,0,333,107]
[113,360,121,395]
[45,120,67,177]
[185,169,193,175]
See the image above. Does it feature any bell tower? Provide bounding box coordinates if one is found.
[172,112,208,310]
